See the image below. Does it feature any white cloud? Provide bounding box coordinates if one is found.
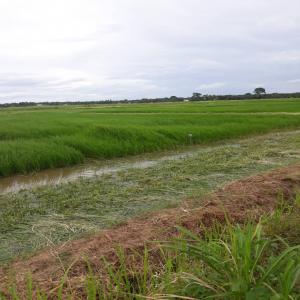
[196,82,227,91]
[264,51,300,63]
[287,79,300,84]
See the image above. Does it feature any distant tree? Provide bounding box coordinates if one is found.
[254,87,266,95]
[192,92,202,98]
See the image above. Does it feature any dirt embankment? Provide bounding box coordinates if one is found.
[1,165,300,297]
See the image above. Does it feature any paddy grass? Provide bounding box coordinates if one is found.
[1,99,300,176]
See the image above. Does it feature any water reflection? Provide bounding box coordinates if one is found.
[0,153,193,194]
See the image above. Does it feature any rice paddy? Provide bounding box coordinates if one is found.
[1,99,300,177]
[1,99,300,298]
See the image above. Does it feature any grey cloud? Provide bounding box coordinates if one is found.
[0,0,300,102]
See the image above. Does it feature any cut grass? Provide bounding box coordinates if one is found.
[1,100,300,176]
[0,131,300,263]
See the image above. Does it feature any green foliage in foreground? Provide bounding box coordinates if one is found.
[1,99,300,176]
[2,201,300,299]
[166,225,300,299]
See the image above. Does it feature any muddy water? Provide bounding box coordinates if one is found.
[0,152,195,194]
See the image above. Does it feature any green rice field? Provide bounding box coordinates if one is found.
[1,99,300,177]
[1,99,300,298]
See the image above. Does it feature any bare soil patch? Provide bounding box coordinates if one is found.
[1,165,300,297]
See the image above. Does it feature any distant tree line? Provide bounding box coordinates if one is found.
[1,88,300,108]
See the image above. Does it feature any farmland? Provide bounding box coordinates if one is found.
[1,99,300,177]
[1,99,300,261]
[1,99,300,298]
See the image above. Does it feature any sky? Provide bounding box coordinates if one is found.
[0,0,300,103]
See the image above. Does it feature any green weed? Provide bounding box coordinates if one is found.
[2,211,300,299]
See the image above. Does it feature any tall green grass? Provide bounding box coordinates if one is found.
[1,101,300,176]
[165,224,300,299]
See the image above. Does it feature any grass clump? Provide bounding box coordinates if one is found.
[163,223,300,299]
[2,202,300,300]
[265,194,300,247]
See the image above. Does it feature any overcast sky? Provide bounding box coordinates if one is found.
[0,0,299,102]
